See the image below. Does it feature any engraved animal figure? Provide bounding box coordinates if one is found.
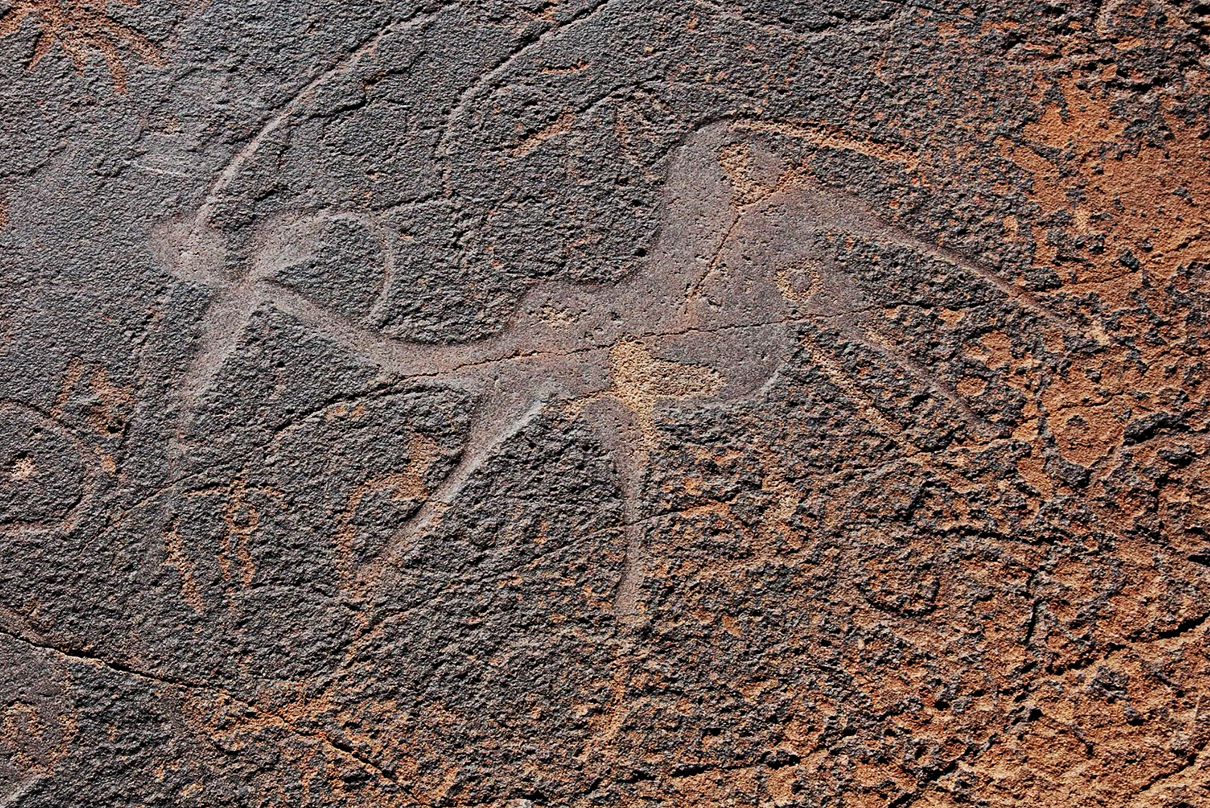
[0,0,163,92]
[156,117,1076,620]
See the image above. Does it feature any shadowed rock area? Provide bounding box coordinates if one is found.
[1,1,1209,806]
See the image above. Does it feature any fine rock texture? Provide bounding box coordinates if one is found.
[2,1,1209,806]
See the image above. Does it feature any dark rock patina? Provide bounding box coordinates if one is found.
[2,1,1209,805]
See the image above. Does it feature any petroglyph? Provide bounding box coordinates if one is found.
[156,115,1076,620]
[144,2,1083,623]
[331,432,444,587]
[12,4,1210,803]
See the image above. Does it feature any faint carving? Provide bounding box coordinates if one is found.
[157,475,286,612]
[161,515,203,613]
[0,632,78,804]
[51,356,133,475]
[219,474,258,588]
[0,399,97,537]
[0,0,164,93]
[332,433,443,587]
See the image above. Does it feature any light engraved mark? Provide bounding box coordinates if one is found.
[220,475,257,588]
[511,111,576,157]
[162,516,203,614]
[333,434,442,588]
[0,399,98,538]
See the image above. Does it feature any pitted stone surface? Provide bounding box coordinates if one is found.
[2,2,1209,806]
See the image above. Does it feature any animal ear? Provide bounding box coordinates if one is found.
[245,210,328,283]
[729,118,922,178]
[652,122,743,264]
[148,213,227,286]
[252,210,394,324]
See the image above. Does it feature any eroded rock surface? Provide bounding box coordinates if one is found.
[1,1,1208,806]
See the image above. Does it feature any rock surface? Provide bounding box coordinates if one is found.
[2,1,1209,806]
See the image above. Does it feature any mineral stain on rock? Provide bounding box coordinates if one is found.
[0,0,163,92]
[2,1,1209,806]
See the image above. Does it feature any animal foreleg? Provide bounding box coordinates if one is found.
[355,372,555,594]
